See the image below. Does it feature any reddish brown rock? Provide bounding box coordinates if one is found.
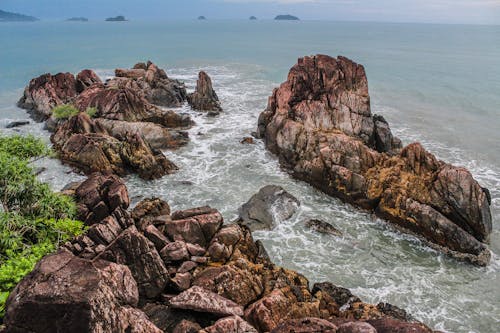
[3,251,161,333]
[367,317,433,333]
[169,286,244,317]
[337,321,377,333]
[76,69,103,93]
[256,54,492,265]
[201,316,258,333]
[188,71,222,112]
[18,72,78,120]
[270,317,337,333]
[51,113,178,180]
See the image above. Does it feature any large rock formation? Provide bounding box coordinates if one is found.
[51,113,178,180]
[4,173,439,332]
[187,71,222,113]
[256,54,492,265]
[18,63,193,180]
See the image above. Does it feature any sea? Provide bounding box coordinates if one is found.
[0,20,499,333]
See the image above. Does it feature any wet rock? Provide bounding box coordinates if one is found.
[201,316,258,333]
[169,286,244,317]
[238,185,300,231]
[188,71,222,112]
[18,72,78,120]
[5,120,29,128]
[3,251,161,333]
[270,317,337,333]
[304,219,342,236]
[256,54,492,265]
[241,137,255,144]
[337,321,377,333]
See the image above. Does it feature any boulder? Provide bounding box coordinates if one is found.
[201,316,258,333]
[337,322,377,333]
[238,185,300,231]
[169,286,244,317]
[3,251,161,333]
[256,54,492,265]
[76,69,103,93]
[17,72,78,120]
[270,317,337,333]
[188,71,222,112]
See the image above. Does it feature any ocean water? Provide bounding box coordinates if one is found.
[1,20,499,333]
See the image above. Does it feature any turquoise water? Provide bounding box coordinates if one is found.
[1,20,499,332]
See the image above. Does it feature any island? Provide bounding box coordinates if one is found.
[0,9,38,22]
[249,16,257,20]
[274,14,300,21]
[66,17,88,22]
[105,15,126,22]
[198,16,206,20]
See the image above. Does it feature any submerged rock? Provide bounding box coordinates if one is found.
[238,185,300,231]
[256,54,492,265]
[304,219,342,236]
[5,120,29,128]
[188,71,222,112]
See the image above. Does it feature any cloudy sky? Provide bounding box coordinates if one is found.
[2,0,499,24]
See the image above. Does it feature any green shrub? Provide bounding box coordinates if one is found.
[51,104,80,119]
[0,135,85,318]
[85,107,98,118]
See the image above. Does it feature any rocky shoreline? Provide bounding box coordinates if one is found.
[3,55,494,331]
[3,172,439,333]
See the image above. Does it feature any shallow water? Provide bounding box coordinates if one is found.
[0,20,499,333]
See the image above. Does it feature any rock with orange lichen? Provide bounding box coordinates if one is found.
[256,54,492,265]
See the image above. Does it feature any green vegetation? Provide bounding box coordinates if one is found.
[51,104,79,119]
[0,135,85,318]
[51,104,98,119]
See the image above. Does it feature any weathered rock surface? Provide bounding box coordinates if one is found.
[51,113,177,180]
[256,54,492,265]
[304,219,342,236]
[112,61,188,107]
[187,71,222,112]
[17,72,79,120]
[238,185,300,231]
[4,173,439,333]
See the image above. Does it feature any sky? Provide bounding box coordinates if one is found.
[1,0,499,24]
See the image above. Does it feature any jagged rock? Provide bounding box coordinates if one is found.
[304,219,342,236]
[165,209,223,246]
[51,113,178,180]
[112,61,188,107]
[256,54,492,265]
[3,251,161,333]
[142,303,201,332]
[188,71,222,112]
[17,72,78,120]
[201,316,258,333]
[76,69,103,93]
[238,185,300,231]
[367,317,433,333]
[169,286,244,317]
[241,137,255,144]
[173,320,202,333]
[270,317,338,332]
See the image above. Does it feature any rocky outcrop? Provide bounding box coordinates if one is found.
[17,72,79,120]
[238,185,300,231]
[187,71,222,113]
[51,113,177,179]
[111,61,188,107]
[256,54,492,265]
[4,173,439,332]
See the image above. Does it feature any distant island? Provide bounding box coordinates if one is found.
[249,16,257,20]
[274,14,300,21]
[198,16,206,20]
[0,9,38,22]
[66,17,88,22]
[105,15,126,22]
